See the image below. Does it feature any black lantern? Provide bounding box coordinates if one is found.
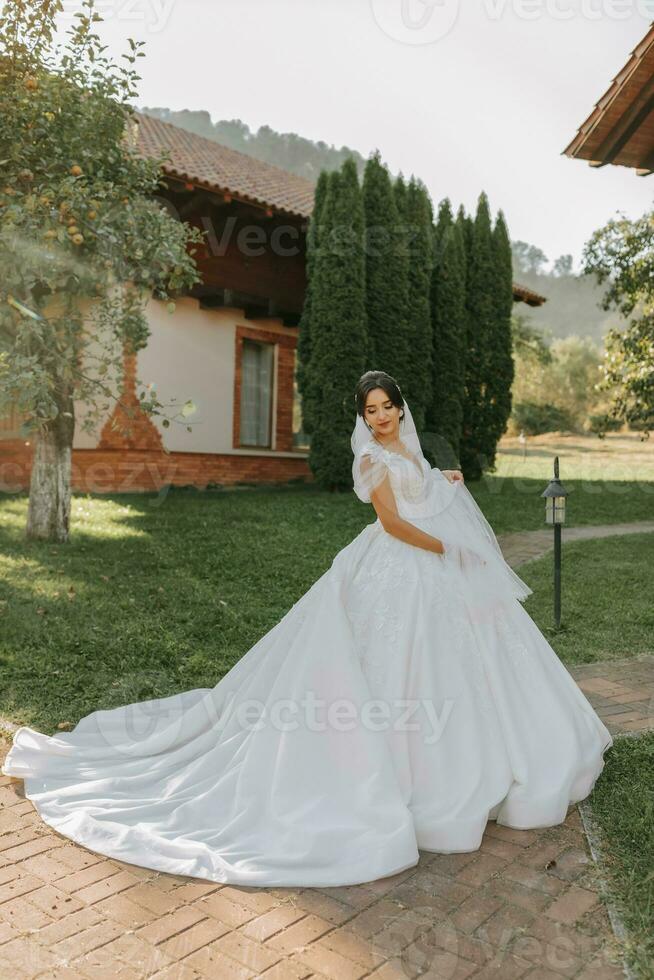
[541,456,569,628]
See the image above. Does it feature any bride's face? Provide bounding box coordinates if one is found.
[364,388,401,439]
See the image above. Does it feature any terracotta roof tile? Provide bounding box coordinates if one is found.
[131,111,316,218]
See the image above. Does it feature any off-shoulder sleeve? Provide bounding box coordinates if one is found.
[352,441,392,503]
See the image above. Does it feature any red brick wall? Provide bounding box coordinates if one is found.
[0,440,311,493]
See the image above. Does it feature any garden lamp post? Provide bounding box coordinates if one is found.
[541,456,569,629]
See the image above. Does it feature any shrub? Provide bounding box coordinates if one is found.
[511,401,576,435]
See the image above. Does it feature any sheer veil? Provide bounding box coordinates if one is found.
[351,396,428,505]
[350,396,423,461]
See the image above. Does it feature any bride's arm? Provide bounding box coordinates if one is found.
[370,475,445,555]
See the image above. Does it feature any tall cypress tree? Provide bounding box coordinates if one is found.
[456,203,474,259]
[433,198,453,266]
[362,151,410,384]
[459,192,495,480]
[487,210,515,468]
[428,221,467,468]
[393,173,408,226]
[401,177,434,432]
[308,159,368,490]
[296,169,329,435]
[392,173,410,390]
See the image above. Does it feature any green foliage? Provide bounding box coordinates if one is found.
[581,209,654,438]
[427,209,466,468]
[486,210,515,466]
[587,731,654,978]
[361,150,410,384]
[297,164,518,488]
[512,400,575,436]
[401,177,434,432]
[510,317,610,434]
[296,168,328,436]
[307,160,367,490]
[460,191,495,480]
[0,0,205,438]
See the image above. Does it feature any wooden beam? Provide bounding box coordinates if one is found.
[591,75,654,166]
[191,287,298,324]
[636,145,654,174]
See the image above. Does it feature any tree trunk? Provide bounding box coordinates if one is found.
[26,391,75,543]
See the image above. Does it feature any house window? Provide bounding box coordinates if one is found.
[240,338,275,447]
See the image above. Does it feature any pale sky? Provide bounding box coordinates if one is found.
[58,0,654,271]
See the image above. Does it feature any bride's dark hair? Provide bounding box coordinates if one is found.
[354,371,405,425]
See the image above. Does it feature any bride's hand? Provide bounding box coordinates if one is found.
[443,469,464,484]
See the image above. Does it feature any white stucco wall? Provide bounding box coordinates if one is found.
[73,294,294,455]
[135,296,237,454]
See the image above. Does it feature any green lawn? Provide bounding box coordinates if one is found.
[586,732,654,979]
[514,532,654,664]
[0,480,652,733]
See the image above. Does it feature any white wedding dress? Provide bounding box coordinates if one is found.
[1,427,613,888]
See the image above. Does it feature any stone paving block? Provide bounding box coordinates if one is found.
[119,881,182,916]
[183,943,255,979]
[0,892,57,931]
[0,870,43,905]
[149,962,203,980]
[32,906,104,946]
[318,922,388,969]
[544,885,600,923]
[194,888,257,927]
[238,903,307,942]
[294,939,370,980]
[212,928,283,973]
[55,860,122,895]
[73,869,146,906]
[158,915,229,961]
[52,918,124,961]
[92,890,159,928]
[265,912,335,953]
[23,881,85,919]
[72,944,146,980]
[285,888,352,925]
[135,902,207,945]
[99,930,175,975]
[219,884,280,915]
[343,898,404,939]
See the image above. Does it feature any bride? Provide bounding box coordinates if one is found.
[2,370,613,888]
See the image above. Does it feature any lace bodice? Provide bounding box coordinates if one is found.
[360,437,455,518]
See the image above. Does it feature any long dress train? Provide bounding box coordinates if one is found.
[1,440,613,887]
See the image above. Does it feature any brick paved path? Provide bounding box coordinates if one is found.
[1,522,652,979]
[497,520,654,569]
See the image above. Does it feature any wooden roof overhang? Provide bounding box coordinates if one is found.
[163,177,308,327]
[131,112,314,326]
[512,282,547,307]
[562,24,654,174]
